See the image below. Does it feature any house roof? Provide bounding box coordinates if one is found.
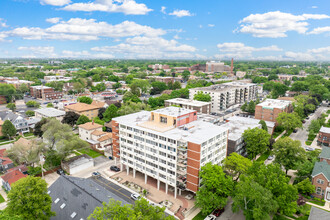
[14,137,34,148]
[98,133,112,142]
[48,175,129,220]
[1,170,27,185]
[0,149,13,165]
[308,206,330,220]
[320,147,330,160]
[78,122,103,130]
[64,102,100,112]
[312,161,330,181]
[319,126,330,134]
[35,108,65,117]
[91,100,107,108]
[91,130,107,136]
[8,164,28,173]
[0,149,7,157]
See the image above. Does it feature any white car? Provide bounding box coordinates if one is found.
[204,215,217,220]
[130,193,140,201]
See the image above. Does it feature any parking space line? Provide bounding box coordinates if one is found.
[93,178,131,201]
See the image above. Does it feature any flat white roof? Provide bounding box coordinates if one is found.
[165,98,210,107]
[222,120,261,141]
[113,110,228,144]
[35,108,65,117]
[226,116,275,128]
[320,126,330,134]
[30,85,52,89]
[257,99,292,109]
[151,106,196,117]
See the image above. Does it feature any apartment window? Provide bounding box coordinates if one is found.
[317,179,324,185]
[168,146,176,152]
[316,187,322,195]
[168,170,175,175]
[159,151,166,157]
[168,155,176,160]
[160,116,167,124]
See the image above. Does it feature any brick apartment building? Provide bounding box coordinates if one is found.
[30,86,63,100]
[111,107,228,196]
[317,126,330,147]
[164,98,211,114]
[255,99,293,123]
[64,102,101,120]
[311,147,330,201]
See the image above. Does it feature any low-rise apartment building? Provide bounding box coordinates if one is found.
[189,82,257,113]
[30,86,63,100]
[111,107,228,196]
[34,108,66,121]
[254,99,293,123]
[64,103,100,120]
[317,126,330,147]
[164,98,211,114]
[312,147,330,201]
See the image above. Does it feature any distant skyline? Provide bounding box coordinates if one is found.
[0,0,330,60]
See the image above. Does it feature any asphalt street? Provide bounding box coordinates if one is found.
[290,105,327,148]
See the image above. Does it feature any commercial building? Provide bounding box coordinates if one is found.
[111,107,228,196]
[34,108,66,121]
[317,126,330,147]
[189,82,257,113]
[30,85,63,100]
[255,99,293,123]
[205,61,231,73]
[64,102,101,120]
[164,98,211,114]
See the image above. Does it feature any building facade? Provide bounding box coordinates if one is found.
[318,126,330,147]
[255,99,293,123]
[30,86,63,100]
[312,147,330,201]
[164,98,211,114]
[34,108,66,121]
[64,103,100,120]
[189,82,257,113]
[111,107,228,196]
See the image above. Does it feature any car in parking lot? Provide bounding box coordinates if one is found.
[212,208,225,217]
[204,214,217,220]
[110,165,120,172]
[131,193,141,201]
[293,129,298,133]
[56,169,64,175]
[306,147,314,151]
[92,171,101,177]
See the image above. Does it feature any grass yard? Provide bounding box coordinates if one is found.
[309,199,325,206]
[0,193,5,203]
[192,211,207,220]
[305,141,312,145]
[256,150,271,162]
[77,148,104,158]
[74,151,82,156]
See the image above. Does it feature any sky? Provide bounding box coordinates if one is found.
[0,0,330,60]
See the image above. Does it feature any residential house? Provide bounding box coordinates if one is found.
[48,175,128,220]
[64,103,100,120]
[78,122,112,152]
[1,169,27,191]
[0,111,29,134]
[34,108,66,121]
[0,149,14,172]
[91,100,108,109]
[311,147,330,201]
[317,126,330,147]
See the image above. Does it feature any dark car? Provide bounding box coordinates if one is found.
[293,129,298,133]
[57,169,64,175]
[110,165,120,172]
[212,208,225,217]
[302,120,306,123]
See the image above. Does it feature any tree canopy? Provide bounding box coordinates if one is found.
[78,96,93,104]
[62,111,80,126]
[2,120,17,139]
[193,91,211,102]
[276,112,302,131]
[242,127,270,159]
[222,152,252,181]
[76,114,90,125]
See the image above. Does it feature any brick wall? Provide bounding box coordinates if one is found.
[111,120,120,159]
[186,142,200,192]
[312,173,329,199]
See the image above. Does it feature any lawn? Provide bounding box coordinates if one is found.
[305,141,312,145]
[23,132,34,137]
[327,110,330,114]
[0,193,5,203]
[256,150,271,162]
[74,151,82,156]
[77,148,104,158]
[309,199,325,206]
[192,211,207,220]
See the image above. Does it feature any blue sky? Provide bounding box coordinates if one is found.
[0,0,330,60]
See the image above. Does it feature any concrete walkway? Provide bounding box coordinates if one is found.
[0,188,7,210]
[307,201,330,211]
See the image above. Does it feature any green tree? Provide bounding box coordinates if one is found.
[2,120,17,139]
[33,118,48,137]
[0,210,23,220]
[25,110,35,117]
[103,104,118,122]
[123,91,141,103]
[241,102,247,112]
[7,176,55,220]
[26,100,40,108]
[276,112,302,131]
[46,103,53,107]
[62,111,80,126]
[273,137,306,174]
[78,96,93,104]
[18,83,29,94]
[182,70,190,81]
[150,81,168,95]
[296,178,315,195]
[6,103,16,111]
[130,79,151,94]
[242,127,270,159]
[172,81,181,90]
[76,115,90,125]
[259,120,268,131]
[195,163,233,215]
[193,91,211,102]
[112,82,122,89]
[308,119,322,135]
[0,84,16,102]
[88,198,174,220]
[222,152,252,181]
[247,101,255,114]
[6,139,42,166]
[232,176,278,220]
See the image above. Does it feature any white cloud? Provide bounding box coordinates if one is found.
[169,9,193,17]
[161,6,166,14]
[46,17,61,24]
[309,26,330,34]
[40,0,71,6]
[199,25,203,28]
[173,34,180,39]
[62,50,90,57]
[208,24,215,27]
[0,18,7,28]
[284,51,316,61]
[62,0,152,15]
[307,46,330,54]
[238,11,330,38]
[1,18,165,41]
[18,46,57,57]
[312,6,318,9]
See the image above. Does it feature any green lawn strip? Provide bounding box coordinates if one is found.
[308,199,325,206]
[256,150,271,162]
[77,148,103,158]
[0,193,5,203]
[305,141,312,145]
[74,151,82,156]
[192,211,207,220]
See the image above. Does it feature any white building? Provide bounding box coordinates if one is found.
[34,108,66,121]
[111,107,228,197]
[189,81,257,113]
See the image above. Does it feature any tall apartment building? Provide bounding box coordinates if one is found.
[164,98,211,114]
[189,82,257,113]
[255,99,293,123]
[111,107,228,196]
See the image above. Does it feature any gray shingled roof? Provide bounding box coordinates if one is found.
[319,147,330,160]
[49,175,129,220]
[312,161,330,181]
[308,206,330,220]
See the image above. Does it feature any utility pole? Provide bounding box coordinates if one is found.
[39,152,45,178]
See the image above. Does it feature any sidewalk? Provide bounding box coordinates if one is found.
[307,201,330,211]
[0,188,7,210]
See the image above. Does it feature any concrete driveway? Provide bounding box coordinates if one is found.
[218,198,244,220]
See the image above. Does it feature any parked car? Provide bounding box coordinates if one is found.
[306,147,314,151]
[306,117,310,120]
[56,169,64,175]
[92,171,101,177]
[302,120,306,123]
[131,193,140,201]
[293,129,298,133]
[204,214,217,220]
[110,165,120,172]
[213,208,225,217]
[267,155,274,160]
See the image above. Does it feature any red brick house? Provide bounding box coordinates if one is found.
[1,169,27,191]
[317,126,330,147]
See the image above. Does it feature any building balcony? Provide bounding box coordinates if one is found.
[177,169,187,176]
[178,146,187,151]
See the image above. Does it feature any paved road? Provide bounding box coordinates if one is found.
[90,176,134,204]
[290,106,327,148]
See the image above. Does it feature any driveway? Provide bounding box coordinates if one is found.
[290,106,327,148]
[218,198,244,220]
